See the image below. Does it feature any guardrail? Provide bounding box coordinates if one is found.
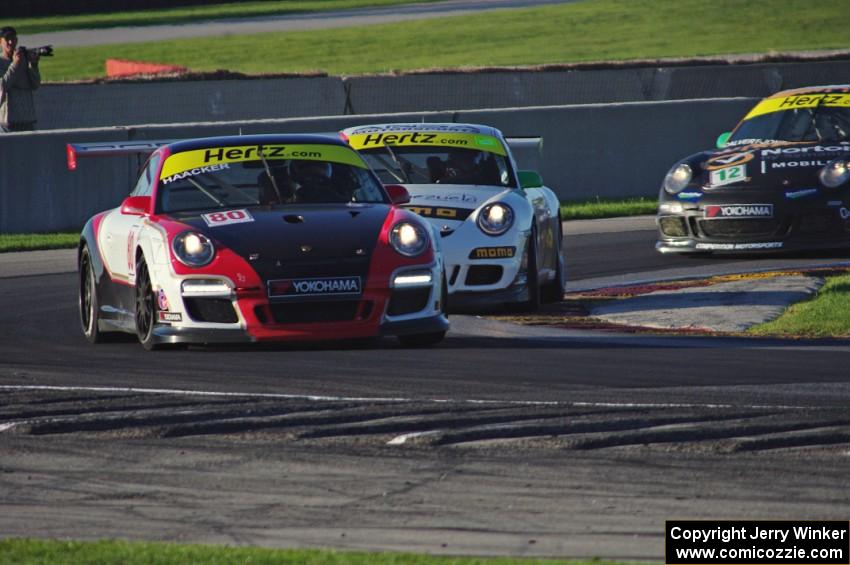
[0,98,756,234]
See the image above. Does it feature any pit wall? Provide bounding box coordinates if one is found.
[0,98,755,233]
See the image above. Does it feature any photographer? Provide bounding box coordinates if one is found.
[0,26,41,132]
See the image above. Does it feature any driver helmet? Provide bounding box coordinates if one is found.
[289,159,332,186]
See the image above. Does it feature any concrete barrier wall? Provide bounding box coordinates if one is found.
[35,59,848,130]
[0,97,758,234]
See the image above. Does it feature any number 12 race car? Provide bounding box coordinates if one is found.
[69,134,448,350]
[340,123,564,311]
[657,85,850,253]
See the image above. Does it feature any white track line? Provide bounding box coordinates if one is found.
[0,384,809,411]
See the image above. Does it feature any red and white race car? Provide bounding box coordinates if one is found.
[70,134,448,350]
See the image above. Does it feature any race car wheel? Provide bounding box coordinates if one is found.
[79,246,105,343]
[520,227,541,312]
[134,258,161,351]
[541,215,565,304]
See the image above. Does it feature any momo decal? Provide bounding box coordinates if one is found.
[403,205,473,221]
[347,132,507,156]
[708,164,748,187]
[267,276,361,298]
[202,209,254,227]
[704,204,773,218]
[160,144,366,179]
[469,246,516,259]
[704,151,754,171]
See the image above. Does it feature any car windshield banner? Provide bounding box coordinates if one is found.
[160,144,368,181]
[744,93,850,120]
[346,131,508,156]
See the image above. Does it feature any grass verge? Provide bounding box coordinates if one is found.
[0,232,79,253]
[14,1,443,34]
[0,539,629,565]
[36,0,850,81]
[560,197,656,221]
[748,271,850,338]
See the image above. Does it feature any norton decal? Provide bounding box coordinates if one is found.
[704,151,755,171]
[403,205,473,221]
[704,204,773,219]
[744,93,850,120]
[347,132,507,156]
[761,145,850,159]
[160,144,367,179]
[202,209,254,227]
[708,164,748,187]
[469,246,516,259]
[158,312,183,323]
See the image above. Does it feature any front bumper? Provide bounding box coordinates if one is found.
[656,197,850,254]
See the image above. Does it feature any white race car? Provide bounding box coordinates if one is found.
[341,123,564,311]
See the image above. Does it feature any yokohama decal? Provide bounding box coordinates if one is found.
[704,204,773,218]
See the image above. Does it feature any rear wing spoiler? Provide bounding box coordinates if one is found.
[505,136,543,171]
[66,140,175,171]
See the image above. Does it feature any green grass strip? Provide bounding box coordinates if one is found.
[0,538,634,565]
[748,272,850,338]
[561,197,656,221]
[36,0,850,82]
[14,1,444,34]
[0,232,78,253]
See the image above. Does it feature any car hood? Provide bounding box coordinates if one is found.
[401,183,510,227]
[691,141,850,192]
[170,203,390,281]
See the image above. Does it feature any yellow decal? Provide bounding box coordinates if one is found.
[347,131,507,156]
[407,206,458,218]
[160,144,367,180]
[743,93,850,120]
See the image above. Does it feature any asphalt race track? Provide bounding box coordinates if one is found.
[2,218,850,559]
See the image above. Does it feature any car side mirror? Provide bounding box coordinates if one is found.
[716,131,732,149]
[120,195,151,216]
[385,184,410,205]
[518,170,543,189]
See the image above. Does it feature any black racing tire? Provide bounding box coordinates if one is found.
[519,227,541,312]
[79,245,105,344]
[134,257,161,351]
[541,215,565,304]
[398,331,446,347]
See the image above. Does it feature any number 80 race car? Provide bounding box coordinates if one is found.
[340,123,564,311]
[68,134,448,350]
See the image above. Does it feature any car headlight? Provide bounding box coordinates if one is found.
[477,202,514,236]
[389,222,429,257]
[819,160,850,189]
[663,163,693,194]
[172,231,215,267]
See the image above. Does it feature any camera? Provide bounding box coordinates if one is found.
[17,45,53,57]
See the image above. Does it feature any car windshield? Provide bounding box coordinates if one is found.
[156,147,386,214]
[358,145,515,187]
[729,104,850,146]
